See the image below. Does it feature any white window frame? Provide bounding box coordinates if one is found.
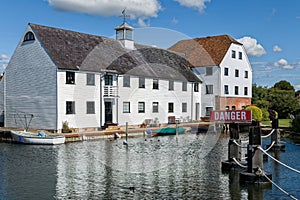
[138,102,145,113]
[87,73,95,86]
[86,101,95,114]
[152,102,159,113]
[123,102,130,113]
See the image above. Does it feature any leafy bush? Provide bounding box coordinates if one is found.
[291,116,300,132]
[246,105,263,121]
[261,108,270,121]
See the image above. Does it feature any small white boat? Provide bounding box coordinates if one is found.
[10,131,65,145]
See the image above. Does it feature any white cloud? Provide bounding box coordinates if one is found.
[0,54,9,61]
[295,85,300,89]
[137,18,150,27]
[274,58,294,69]
[0,54,9,73]
[283,65,294,69]
[0,64,6,73]
[237,36,266,57]
[48,0,161,23]
[274,58,288,67]
[273,45,282,52]
[174,0,211,12]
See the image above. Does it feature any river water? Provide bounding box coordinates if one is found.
[0,130,300,199]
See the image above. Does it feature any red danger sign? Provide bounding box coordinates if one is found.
[210,110,252,122]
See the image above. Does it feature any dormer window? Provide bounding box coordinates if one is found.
[116,30,124,40]
[125,29,133,40]
[23,32,35,42]
[115,25,133,41]
[66,71,75,84]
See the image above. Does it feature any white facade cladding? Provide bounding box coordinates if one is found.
[57,70,101,131]
[220,43,252,98]
[118,75,201,125]
[4,26,57,130]
[192,66,220,117]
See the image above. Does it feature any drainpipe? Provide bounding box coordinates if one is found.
[191,82,194,122]
[100,74,103,128]
[3,73,6,127]
[116,75,119,125]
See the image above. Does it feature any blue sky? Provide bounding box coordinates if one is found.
[0,0,299,89]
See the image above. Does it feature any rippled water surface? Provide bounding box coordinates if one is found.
[1,132,300,199]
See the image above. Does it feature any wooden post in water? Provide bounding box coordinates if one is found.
[248,122,263,172]
[268,119,285,151]
[176,120,178,138]
[240,120,272,183]
[228,123,241,161]
[126,122,128,142]
[221,122,243,171]
[123,122,129,145]
[271,119,279,145]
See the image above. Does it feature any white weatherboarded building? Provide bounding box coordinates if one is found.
[169,35,252,117]
[1,22,201,132]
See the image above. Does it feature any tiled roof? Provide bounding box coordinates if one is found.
[169,34,242,67]
[29,23,200,82]
[30,23,104,70]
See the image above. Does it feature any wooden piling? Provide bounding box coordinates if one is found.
[240,121,272,184]
[221,123,245,171]
[267,119,286,151]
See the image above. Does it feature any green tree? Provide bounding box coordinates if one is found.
[252,84,269,105]
[291,116,300,132]
[268,85,299,118]
[296,90,300,97]
[252,81,300,119]
[274,80,294,91]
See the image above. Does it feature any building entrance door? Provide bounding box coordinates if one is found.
[105,102,113,125]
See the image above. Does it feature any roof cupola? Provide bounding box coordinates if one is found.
[115,9,135,50]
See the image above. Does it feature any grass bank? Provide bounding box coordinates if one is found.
[261,119,291,127]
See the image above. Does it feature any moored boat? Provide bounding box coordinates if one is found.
[155,127,186,136]
[10,131,65,145]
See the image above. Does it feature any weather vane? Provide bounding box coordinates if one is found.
[120,9,130,23]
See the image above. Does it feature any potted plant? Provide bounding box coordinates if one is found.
[62,121,70,133]
[140,122,147,128]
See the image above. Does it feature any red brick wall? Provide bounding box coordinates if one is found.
[218,97,251,110]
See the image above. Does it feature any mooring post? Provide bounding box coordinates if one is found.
[122,122,129,145]
[126,122,128,142]
[221,122,243,171]
[249,120,263,172]
[176,120,178,139]
[271,119,279,145]
[240,120,272,183]
[267,119,285,151]
[228,123,241,161]
[247,143,253,173]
